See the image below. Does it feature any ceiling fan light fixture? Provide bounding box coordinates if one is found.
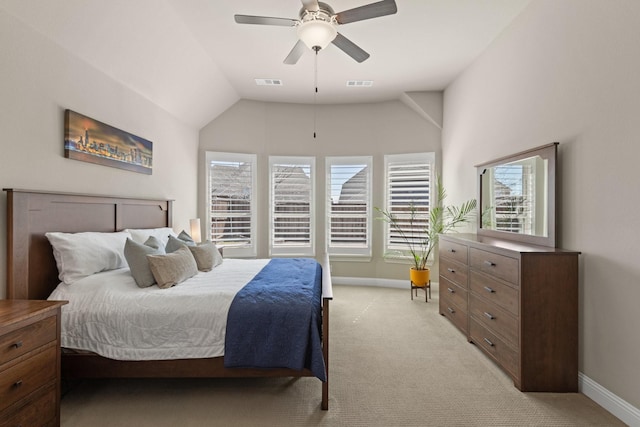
[297,19,337,50]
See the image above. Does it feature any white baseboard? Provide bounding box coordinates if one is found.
[332,278,640,426]
[580,373,640,426]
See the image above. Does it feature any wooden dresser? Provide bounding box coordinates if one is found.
[0,300,66,427]
[439,233,579,392]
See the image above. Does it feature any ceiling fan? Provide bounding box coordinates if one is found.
[234,0,398,64]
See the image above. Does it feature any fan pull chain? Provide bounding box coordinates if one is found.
[313,46,319,139]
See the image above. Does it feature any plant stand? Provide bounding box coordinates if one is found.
[411,280,431,302]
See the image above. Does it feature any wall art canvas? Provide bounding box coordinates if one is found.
[64,109,153,175]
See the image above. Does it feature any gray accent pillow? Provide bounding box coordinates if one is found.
[177,230,196,245]
[124,237,166,288]
[165,234,196,253]
[144,235,164,250]
[188,242,223,272]
[147,246,198,289]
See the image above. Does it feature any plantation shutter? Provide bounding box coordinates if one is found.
[326,157,372,256]
[384,153,434,256]
[269,156,315,256]
[207,152,256,257]
[492,163,535,234]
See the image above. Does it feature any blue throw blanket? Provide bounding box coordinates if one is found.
[224,258,326,381]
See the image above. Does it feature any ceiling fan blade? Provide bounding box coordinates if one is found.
[234,14,297,27]
[300,0,320,12]
[335,0,397,25]
[331,33,370,63]
[284,40,307,65]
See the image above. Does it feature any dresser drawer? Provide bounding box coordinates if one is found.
[440,277,468,311]
[470,319,519,379]
[0,316,56,366]
[469,294,518,347]
[470,270,519,316]
[439,258,468,288]
[0,344,57,412]
[440,298,468,335]
[0,383,56,427]
[470,248,519,285]
[440,239,468,265]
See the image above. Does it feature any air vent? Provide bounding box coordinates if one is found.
[346,80,373,87]
[255,78,283,86]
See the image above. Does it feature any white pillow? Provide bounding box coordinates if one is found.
[45,231,131,284]
[124,227,176,246]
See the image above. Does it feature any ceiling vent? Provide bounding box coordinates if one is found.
[346,80,373,87]
[255,78,283,86]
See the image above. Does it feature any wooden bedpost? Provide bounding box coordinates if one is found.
[321,253,333,410]
[322,297,330,410]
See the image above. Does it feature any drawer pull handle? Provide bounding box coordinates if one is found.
[483,338,495,347]
[447,287,455,293]
[484,260,496,267]
[11,341,23,349]
[447,268,455,273]
[449,249,456,253]
[483,286,495,293]
[13,379,23,388]
[484,312,495,320]
[447,307,455,314]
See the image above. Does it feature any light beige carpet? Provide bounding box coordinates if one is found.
[60,285,624,426]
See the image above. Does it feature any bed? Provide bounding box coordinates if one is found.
[4,189,333,410]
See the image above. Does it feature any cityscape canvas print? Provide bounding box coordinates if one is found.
[64,109,153,175]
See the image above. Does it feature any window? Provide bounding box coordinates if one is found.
[383,153,435,260]
[205,152,257,257]
[326,156,372,257]
[269,156,315,257]
[487,160,536,234]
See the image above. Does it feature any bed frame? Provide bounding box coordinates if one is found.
[4,189,332,410]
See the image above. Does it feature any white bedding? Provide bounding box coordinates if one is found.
[47,258,269,361]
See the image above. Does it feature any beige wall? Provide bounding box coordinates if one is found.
[0,9,199,299]
[442,0,640,409]
[199,99,441,280]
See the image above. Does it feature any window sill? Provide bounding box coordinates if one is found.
[326,255,372,263]
[382,256,434,267]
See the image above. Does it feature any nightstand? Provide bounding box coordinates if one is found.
[0,300,67,427]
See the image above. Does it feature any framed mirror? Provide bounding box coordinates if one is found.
[476,142,558,248]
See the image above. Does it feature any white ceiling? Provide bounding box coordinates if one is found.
[1,0,530,129]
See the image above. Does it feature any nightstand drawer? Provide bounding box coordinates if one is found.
[0,316,56,366]
[440,239,468,264]
[0,344,57,412]
[470,270,519,316]
[0,383,56,427]
[470,248,519,285]
[439,258,468,288]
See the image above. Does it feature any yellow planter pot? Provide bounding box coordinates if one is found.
[410,268,430,287]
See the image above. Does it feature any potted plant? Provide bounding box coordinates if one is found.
[376,175,477,286]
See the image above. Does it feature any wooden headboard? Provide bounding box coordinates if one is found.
[5,189,173,300]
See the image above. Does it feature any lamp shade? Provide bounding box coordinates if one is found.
[297,19,337,50]
[189,218,202,244]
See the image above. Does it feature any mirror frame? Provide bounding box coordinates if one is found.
[476,142,558,248]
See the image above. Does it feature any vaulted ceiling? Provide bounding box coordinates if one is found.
[1,0,530,129]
